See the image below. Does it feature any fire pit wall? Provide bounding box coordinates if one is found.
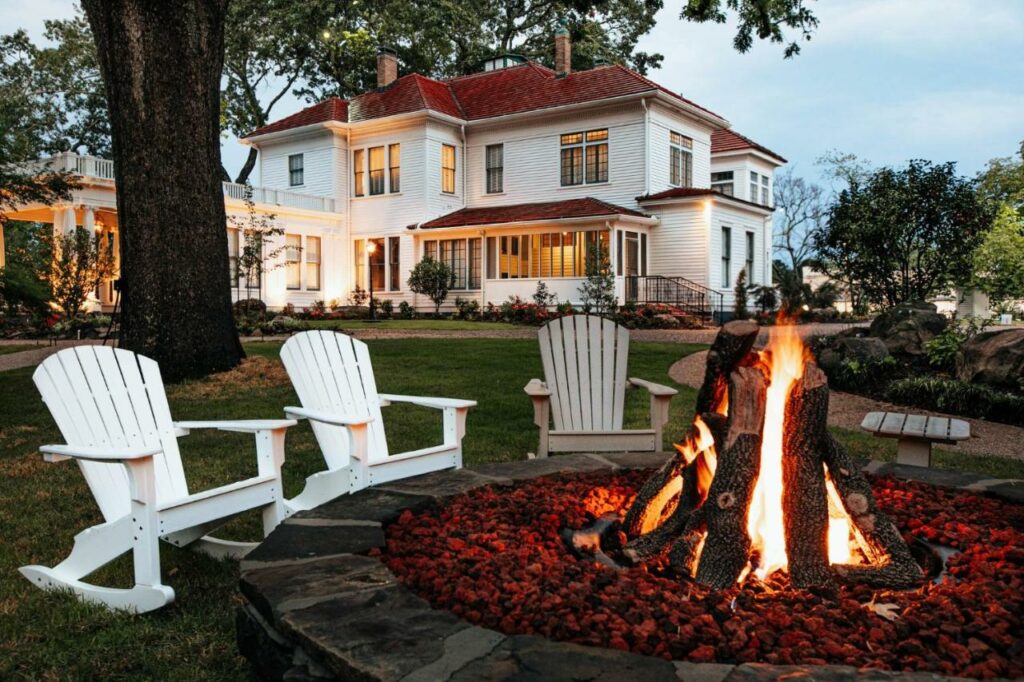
[235,453,1023,681]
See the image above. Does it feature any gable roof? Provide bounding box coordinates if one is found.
[245,62,725,138]
[416,197,649,230]
[711,129,786,163]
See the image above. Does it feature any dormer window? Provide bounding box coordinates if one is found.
[712,171,734,196]
[288,154,304,186]
[560,129,608,186]
[669,132,692,187]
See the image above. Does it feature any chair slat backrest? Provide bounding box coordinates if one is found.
[33,346,188,522]
[280,331,388,466]
[538,315,630,432]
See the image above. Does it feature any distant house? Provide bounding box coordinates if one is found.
[9,29,785,318]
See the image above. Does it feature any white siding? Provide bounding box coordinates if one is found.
[708,202,770,307]
[646,202,709,286]
[647,102,714,194]
[257,132,342,198]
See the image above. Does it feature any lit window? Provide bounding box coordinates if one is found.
[388,236,400,291]
[424,238,481,289]
[288,154,303,186]
[368,146,385,195]
[711,171,734,196]
[304,236,321,291]
[389,143,400,193]
[285,234,302,290]
[353,149,365,197]
[721,227,731,288]
[354,239,365,290]
[486,144,503,193]
[441,144,456,194]
[368,238,385,290]
[669,132,693,187]
[745,231,755,281]
[486,230,609,279]
[560,129,608,186]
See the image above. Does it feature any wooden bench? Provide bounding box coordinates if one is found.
[860,411,970,467]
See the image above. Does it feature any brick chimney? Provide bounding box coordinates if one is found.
[554,20,571,76]
[377,47,398,88]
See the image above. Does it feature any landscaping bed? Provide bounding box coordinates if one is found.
[380,468,1024,679]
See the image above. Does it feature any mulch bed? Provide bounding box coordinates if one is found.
[376,469,1024,679]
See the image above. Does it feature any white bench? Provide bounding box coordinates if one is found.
[860,411,970,467]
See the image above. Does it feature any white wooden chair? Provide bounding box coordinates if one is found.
[22,346,295,613]
[524,315,677,458]
[279,330,476,502]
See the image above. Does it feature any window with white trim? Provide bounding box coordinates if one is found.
[441,144,456,194]
[749,171,759,204]
[285,234,302,290]
[721,226,731,288]
[388,143,400,193]
[388,236,400,291]
[424,237,480,289]
[711,171,734,196]
[761,175,770,206]
[486,144,503,193]
[560,129,608,186]
[288,154,303,186]
[305,236,321,291]
[745,231,755,282]
[368,146,385,195]
[353,149,365,197]
[669,131,693,187]
[486,230,609,279]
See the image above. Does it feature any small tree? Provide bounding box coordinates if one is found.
[972,204,1024,305]
[532,280,558,308]
[733,269,749,319]
[50,226,114,320]
[229,185,286,313]
[751,285,777,314]
[578,242,617,315]
[407,255,455,316]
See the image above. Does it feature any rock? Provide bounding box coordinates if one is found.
[955,328,1024,390]
[869,302,947,356]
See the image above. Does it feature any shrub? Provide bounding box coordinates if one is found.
[379,299,394,319]
[578,243,616,315]
[348,287,369,306]
[733,270,749,320]
[233,298,267,320]
[886,377,1024,426]
[532,281,558,308]
[825,355,900,393]
[260,316,305,335]
[398,301,414,319]
[454,296,480,320]
[924,317,991,371]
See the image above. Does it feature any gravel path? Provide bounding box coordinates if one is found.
[0,339,105,373]
[669,350,1024,462]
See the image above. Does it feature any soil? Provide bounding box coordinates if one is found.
[379,469,1024,679]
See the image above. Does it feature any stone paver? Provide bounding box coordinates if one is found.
[236,456,1019,681]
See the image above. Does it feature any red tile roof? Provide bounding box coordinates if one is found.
[246,62,725,137]
[416,197,649,229]
[247,98,348,138]
[711,129,786,163]
[636,187,771,211]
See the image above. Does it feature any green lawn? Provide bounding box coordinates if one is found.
[0,343,40,356]
[304,318,518,331]
[1,337,1021,679]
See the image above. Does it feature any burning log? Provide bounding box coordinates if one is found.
[615,323,923,591]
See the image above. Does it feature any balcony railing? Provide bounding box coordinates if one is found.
[25,152,337,213]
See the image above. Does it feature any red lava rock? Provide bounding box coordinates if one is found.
[381,469,1024,680]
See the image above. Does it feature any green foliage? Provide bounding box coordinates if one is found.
[732,268,749,319]
[750,285,777,314]
[976,140,1024,216]
[825,354,899,394]
[407,255,456,316]
[772,258,808,314]
[807,280,840,309]
[923,316,991,371]
[578,242,617,315]
[49,226,114,320]
[454,296,481,320]
[229,185,286,303]
[398,300,414,319]
[972,203,1024,304]
[886,377,1024,427]
[532,280,558,308]
[681,0,818,58]
[348,286,369,306]
[814,160,995,308]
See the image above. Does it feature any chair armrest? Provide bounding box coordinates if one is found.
[283,406,374,427]
[524,379,552,397]
[39,443,162,463]
[174,419,297,435]
[377,394,476,410]
[628,377,678,397]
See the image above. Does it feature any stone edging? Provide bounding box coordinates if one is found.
[236,453,1022,681]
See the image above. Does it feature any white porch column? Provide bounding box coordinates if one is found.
[83,205,96,233]
[53,205,78,237]
[479,230,487,306]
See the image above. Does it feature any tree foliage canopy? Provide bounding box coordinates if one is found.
[976,140,1024,216]
[681,0,818,57]
[972,203,1024,304]
[814,160,994,308]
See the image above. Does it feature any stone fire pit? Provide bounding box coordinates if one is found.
[236,453,1023,681]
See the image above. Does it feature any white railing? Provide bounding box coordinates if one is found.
[19,152,337,213]
[221,182,337,213]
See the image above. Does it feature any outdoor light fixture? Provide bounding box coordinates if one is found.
[366,241,378,322]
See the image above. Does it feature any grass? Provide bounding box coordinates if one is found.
[0,344,40,356]
[303,318,518,331]
[2,337,1022,679]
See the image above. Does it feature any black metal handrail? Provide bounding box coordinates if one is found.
[625,275,725,324]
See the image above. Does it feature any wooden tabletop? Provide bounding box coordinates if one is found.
[860,411,970,443]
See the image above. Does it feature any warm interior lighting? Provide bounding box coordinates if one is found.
[366,241,377,254]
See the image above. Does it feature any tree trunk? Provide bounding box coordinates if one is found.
[235,147,259,185]
[82,0,243,381]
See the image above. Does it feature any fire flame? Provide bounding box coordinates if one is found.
[674,416,718,507]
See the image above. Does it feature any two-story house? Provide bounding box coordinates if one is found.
[10,28,784,319]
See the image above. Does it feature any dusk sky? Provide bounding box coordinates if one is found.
[4,0,1022,188]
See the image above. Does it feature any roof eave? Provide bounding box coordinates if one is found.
[652,91,729,129]
[414,212,658,232]
[637,192,773,215]
[463,91,653,127]
[711,147,787,166]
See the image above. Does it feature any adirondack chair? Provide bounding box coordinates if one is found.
[524,315,677,458]
[279,330,476,503]
[22,346,295,613]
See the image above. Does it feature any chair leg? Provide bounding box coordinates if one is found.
[284,466,354,515]
[530,397,551,458]
[254,427,288,536]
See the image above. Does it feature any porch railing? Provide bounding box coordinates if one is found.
[625,274,724,324]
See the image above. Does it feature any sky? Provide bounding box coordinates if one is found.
[3,0,1022,188]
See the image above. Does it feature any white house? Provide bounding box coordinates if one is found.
[10,30,785,320]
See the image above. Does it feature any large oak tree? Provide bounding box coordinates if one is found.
[81,0,243,381]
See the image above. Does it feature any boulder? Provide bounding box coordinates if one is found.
[652,313,681,329]
[817,336,889,373]
[869,301,948,355]
[956,328,1024,391]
